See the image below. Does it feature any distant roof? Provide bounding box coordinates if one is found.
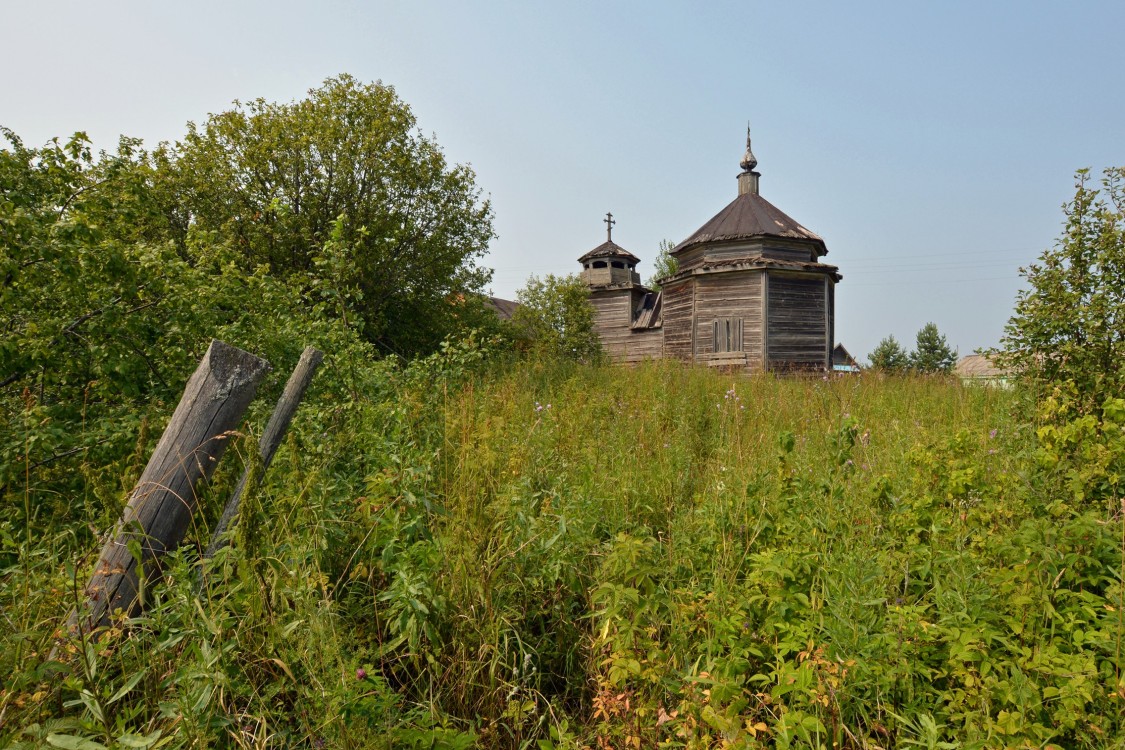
[578,240,641,264]
[955,353,1008,378]
[673,192,827,256]
[485,296,520,321]
[832,343,860,368]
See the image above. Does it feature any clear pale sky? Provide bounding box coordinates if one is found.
[3,1,1123,362]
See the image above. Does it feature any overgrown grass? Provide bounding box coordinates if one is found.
[3,355,1124,749]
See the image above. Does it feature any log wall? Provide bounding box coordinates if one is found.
[589,290,634,360]
[693,271,764,368]
[766,273,829,369]
[662,280,695,362]
[622,329,664,363]
[760,243,816,263]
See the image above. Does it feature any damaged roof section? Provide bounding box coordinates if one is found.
[631,291,662,330]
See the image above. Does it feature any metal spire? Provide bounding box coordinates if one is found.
[604,211,615,241]
[740,122,758,172]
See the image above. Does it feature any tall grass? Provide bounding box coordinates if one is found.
[3,357,1122,748]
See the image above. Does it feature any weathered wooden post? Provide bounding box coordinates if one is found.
[72,340,270,634]
[204,345,324,562]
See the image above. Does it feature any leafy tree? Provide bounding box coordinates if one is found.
[163,74,495,357]
[0,127,374,509]
[0,129,202,403]
[911,322,956,374]
[646,239,679,290]
[511,274,600,361]
[868,335,909,372]
[999,167,1125,412]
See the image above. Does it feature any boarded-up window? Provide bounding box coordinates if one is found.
[713,317,743,353]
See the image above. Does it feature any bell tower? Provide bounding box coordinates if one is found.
[578,212,642,287]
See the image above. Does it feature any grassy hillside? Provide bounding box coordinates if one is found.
[3,355,1124,749]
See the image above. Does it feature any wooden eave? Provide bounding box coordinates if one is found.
[661,257,842,284]
[578,240,642,264]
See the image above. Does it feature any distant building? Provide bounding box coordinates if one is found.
[580,128,842,370]
[954,354,1011,387]
[484,296,520,321]
[832,343,861,373]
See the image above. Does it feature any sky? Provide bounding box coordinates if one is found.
[3,1,1123,362]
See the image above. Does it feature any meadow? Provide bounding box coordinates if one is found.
[3,350,1124,749]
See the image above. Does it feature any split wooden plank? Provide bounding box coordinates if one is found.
[71,340,270,634]
[204,346,324,562]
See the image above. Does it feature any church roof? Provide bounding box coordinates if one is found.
[485,296,520,321]
[577,240,641,264]
[674,126,827,257]
[673,191,827,256]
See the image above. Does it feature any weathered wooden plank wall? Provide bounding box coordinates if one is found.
[590,290,634,359]
[693,271,763,368]
[662,281,694,362]
[622,329,663,362]
[760,243,816,263]
[766,273,828,368]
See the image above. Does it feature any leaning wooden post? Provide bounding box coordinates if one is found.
[203,346,324,562]
[72,340,270,634]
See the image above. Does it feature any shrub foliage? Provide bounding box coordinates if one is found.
[1000,166,1125,412]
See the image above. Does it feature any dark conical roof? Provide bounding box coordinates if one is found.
[673,191,826,256]
[577,240,641,264]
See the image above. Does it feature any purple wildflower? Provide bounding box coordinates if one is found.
[356,668,367,680]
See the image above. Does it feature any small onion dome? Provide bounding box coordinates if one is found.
[740,123,758,172]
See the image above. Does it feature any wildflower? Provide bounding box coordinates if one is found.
[989,429,998,439]
[356,668,367,680]
[535,402,543,413]
[860,429,870,446]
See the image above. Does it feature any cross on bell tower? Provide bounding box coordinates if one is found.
[578,211,641,289]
